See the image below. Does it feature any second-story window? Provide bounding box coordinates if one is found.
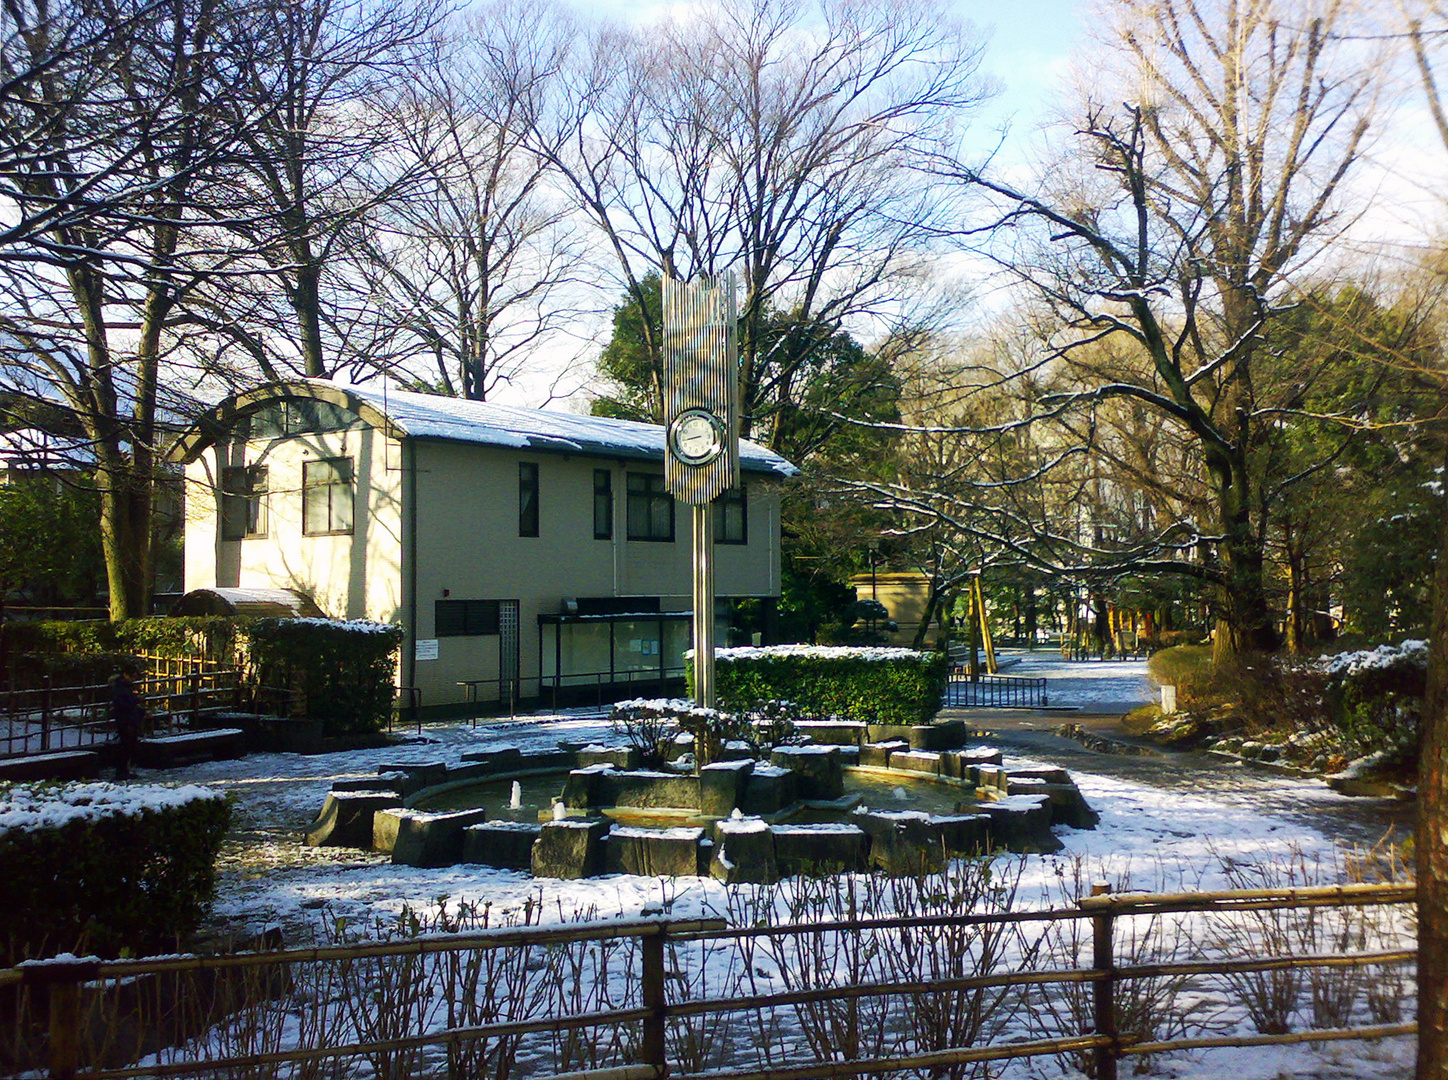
[593,469,613,540]
[220,464,267,540]
[302,457,353,535]
[626,473,674,541]
[519,462,539,537]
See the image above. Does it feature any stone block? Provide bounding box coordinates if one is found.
[771,824,868,875]
[392,808,490,867]
[700,760,754,817]
[605,826,705,876]
[970,764,1007,792]
[888,750,942,776]
[962,747,1004,768]
[1007,780,1097,829]
[304,790,402,848]
[794,721,868,747]
[0,750,101,782]
[738,765,797,815]
[377,760,447,789]
[523,749,573,771]
[461,821,542,870]
[853,810,947,876]
[909,720,966,751]
[460,746,522,770]
[444,762,498,783]
[866,724,913,745]
[861,741,908,769]
[935,813,993,856]
[561,764,616,810]
[332,771,405,795]
[770,746,843,800]
[602,770,701,811]
[532,818,610,879]
[978,795,1058,853]
[576,745,642,770]
[939,752,968,780]
[835,746,860,768]
[710,817,777,884]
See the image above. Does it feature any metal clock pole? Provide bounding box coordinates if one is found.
[693,504,715,708]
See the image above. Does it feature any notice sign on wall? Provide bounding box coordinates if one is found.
[415,639,439,661]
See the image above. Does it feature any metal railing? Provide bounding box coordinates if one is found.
[945,670,1049,708]
[0,671,250,759]
[1,881,1415,1080]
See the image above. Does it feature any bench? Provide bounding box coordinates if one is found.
[135,728,247,768]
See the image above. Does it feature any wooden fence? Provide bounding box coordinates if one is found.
[0,671,248,758]
[1,881,1415,1080]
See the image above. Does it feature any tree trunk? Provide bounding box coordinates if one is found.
[1417,440,1448,1080]
[1209,454,1279,666]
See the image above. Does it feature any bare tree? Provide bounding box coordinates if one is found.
[545,0,988,450]
[0,0,267,618]
[929,0,1379,662]
[351,0,589,400]
[202,0,448,380]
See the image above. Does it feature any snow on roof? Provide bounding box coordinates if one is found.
[326,380,797,477]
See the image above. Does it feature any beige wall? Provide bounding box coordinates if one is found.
[410,442,781,704]
[185,425,783,708]
[184,423,404,623]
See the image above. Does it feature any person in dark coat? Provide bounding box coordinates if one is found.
[110,658,145,781]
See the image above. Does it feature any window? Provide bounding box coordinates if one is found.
[302,457,353,535]
[715,485,747,544]
[436,599,501,637]
[626,473,674,541]
[220,465,267,540]
[519,462,539,537]
[593,469,613,540]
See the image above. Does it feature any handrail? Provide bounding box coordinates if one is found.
[3,883,1415,1080]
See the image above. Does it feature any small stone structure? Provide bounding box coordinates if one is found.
[302,727,1097,881]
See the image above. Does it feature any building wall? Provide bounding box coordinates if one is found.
[183,422,404,624]
[184,425,783,709]
[409,441,781,705]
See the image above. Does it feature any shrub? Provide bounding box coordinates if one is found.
[246,618,404,736]
[703,645,947,726]
[1317,641,1427,759]
[0,781,231,963]
[1146,645,1214,704]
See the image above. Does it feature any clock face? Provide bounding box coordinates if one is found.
[670,409,724,465]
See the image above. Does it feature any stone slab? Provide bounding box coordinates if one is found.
[461,821,543,870]
[700,760,754,818]
[770,746,843,800]
[305,790,402,848]
[860,741,908,769]
[532,818,611,879]
[771,823,868,875]
[710,817,777,884]
[392,808,490,867]
[738,765,797,816]
[605,826,706,876]
[978,795,1058,853]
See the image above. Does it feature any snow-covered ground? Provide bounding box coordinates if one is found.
[141,659,1413,1079]
[1000,649,1157,712]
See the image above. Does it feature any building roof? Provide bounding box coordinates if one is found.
[171,379,799,477]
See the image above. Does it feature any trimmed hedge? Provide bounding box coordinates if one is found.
[700,645,948,726]
[2,616,246,689]
[247,618,404,736]
[0,782,231,963]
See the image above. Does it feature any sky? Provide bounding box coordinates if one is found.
[498,0,1446,410]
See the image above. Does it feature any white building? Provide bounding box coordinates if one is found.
[170,379,796,714]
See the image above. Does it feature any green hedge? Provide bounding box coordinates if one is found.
[247,618,404,736]
[2,617,246,689]
[700,645,948,726]
[0,782,231,963]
